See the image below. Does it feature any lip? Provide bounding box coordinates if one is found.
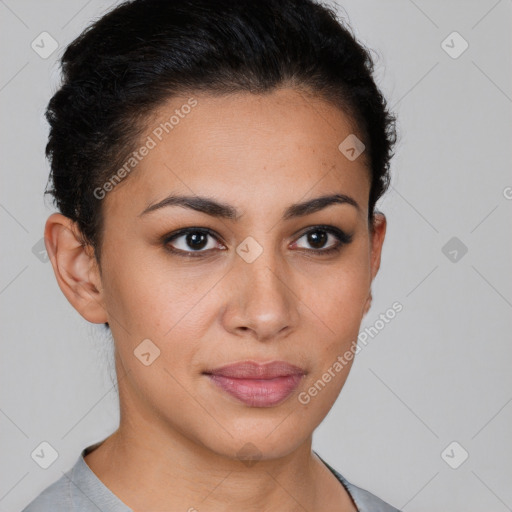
[203,360,306,407]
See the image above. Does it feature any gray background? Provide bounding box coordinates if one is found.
[1,0,511,510]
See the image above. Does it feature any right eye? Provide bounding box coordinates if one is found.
[163,228,226,257]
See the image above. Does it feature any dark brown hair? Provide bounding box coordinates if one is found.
[45,0,397,267]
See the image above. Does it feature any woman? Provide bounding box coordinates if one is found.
[23,0,400,510]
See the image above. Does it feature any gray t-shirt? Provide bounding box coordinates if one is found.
[21,445,402,511]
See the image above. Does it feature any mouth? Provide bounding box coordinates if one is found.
[203,360,306,407]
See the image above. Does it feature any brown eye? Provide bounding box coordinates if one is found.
[292,226,352,254]
[163,228,224,256]
[304,230,329,249]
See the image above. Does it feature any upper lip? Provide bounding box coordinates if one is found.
[204,360,306,379]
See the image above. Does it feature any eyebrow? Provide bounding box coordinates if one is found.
[138,193,360,220]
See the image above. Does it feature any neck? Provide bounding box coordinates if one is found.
[85,428,329,511]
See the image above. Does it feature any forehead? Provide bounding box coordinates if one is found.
[103,88,370,221]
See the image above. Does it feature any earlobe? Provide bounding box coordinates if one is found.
[362,213,386,318]
[44,213,108,324]
[370,212,387,281]
[362,291,372,316]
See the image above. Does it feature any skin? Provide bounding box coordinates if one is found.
[45,87,386,512]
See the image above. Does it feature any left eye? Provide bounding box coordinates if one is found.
[292,226,351,253]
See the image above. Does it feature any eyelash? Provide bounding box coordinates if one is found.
[162,225,353,258]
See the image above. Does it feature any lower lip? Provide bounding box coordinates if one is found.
[206,374,304,407]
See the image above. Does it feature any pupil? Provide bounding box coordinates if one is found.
[187,232,207,250]
[309,230,327,249]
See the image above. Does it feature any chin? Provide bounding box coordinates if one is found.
[196,419,311,464]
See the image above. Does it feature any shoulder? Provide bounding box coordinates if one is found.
[20,451,105,512]
[20,471,72,511]
[342,478,403,512]
[314,452,403,512]
[21,447,132,512]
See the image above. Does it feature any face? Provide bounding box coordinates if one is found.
[48,87,386,461]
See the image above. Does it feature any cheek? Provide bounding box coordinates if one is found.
[102,253,219,385]
[303,258,370,336]
[101,245,207,334]
[298,256,369,391]
[104,262,211,423]
[295,272,366,415]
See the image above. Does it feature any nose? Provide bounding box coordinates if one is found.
[221,242,300,342]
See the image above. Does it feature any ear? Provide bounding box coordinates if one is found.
[44,212,108,324]
[362,212,387,316]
